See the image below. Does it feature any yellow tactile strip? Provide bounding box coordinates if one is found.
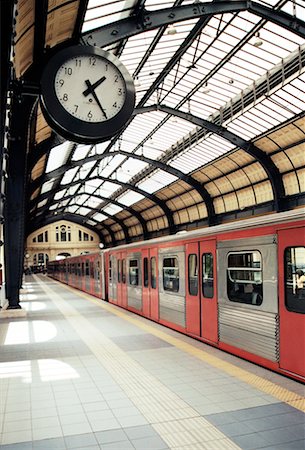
[48,277,305,414]
[36,277,242,449]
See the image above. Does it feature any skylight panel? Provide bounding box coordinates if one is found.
[137,178,164,193]
[66,205,78,213]
[37,199,47,208]
[98,154,125,178]
[103,204,123,215]
[82,0,136,32]
[118,191,144,206]
[85,196,103,208]
[61,167,79,185]
[76,206,92,216]
[72,145,92,161]
[54,190,66,200]
[93,212,108,222]
[99,181,119,196]
[75,194,90,204]
[49,204,58,211]
[79,161,96,179]
[41,180,54,194]
[45,142,72,173]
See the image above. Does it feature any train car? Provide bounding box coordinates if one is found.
[47,208,305,382]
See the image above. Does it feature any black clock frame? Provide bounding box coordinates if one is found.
[40,45,135,144]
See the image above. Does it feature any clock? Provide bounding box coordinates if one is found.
[40,45,135,144]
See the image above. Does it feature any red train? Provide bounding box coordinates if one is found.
[47,209,305,382]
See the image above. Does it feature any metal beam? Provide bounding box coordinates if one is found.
[29,176,174,234]
[34,192,149,240]
[82,1,305,47]
[31,151,215,224]
[137,104,286,210]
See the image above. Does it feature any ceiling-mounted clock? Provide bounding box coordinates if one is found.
[40,45,135,144]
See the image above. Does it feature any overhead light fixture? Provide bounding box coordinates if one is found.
[228,78,234,84]
[167,24,177,35]
[202,82,210,94]
[253,32,263,47]
[134,76,141,87]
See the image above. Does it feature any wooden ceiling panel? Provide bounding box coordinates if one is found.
[255,136,280,153]
[36,106,52,144]
[268,124,305,149]
[237,186,256,208]
[243,162,267,183]
[31,155,47,181]
[271,152,294,173]
[14,0,35,78]
[283,172,300,195]
[46,0,80,47]
[285,143,305,169]
[253,180,273,204]
[229,150,254,165]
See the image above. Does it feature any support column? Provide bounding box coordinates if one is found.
[4,93,37,309]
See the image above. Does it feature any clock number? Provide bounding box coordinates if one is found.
[74,105,79,113]
[75,59,82,67]
[114,75,119,83]
[113,102,117,108]
[105,64,108,72]
[89,57,96,66]
[58,79,64,87]
[63,93,68,101]
[87,111,93,119]
[64,67,72,75]
[118,88,122,96]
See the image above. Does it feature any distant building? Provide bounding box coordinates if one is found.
[25,220,100,271]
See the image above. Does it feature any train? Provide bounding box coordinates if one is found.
[47,208,305,382]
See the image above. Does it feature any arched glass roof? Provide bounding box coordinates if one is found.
[6,0,305,245]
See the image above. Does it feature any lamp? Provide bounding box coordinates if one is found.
[167,24,177,35]
[253,32,263,47]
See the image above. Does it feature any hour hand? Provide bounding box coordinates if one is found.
[84,80,107,120]
[82,75,106,97]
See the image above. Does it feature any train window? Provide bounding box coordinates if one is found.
[188,254,198,296]
[143,257,149,287]
[118,259,121,283]
[122,259,126,284]
[284,247,305,314]
[202,253,214,298]
[227,251,263,305]
[163,257,179,292]
[151,257,157,289]
[129,259,139,286]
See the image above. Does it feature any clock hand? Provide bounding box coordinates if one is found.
[82,76,106,97]
[84,80,108,120]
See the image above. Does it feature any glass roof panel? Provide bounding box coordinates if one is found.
[72,145,92,161]
[41,180,55,194]
[118,191,145,206]
[61,167,79,185]
[45,142,72,173]
[103,204,123,215]
[83,0,136,32]
[93,212,108,221]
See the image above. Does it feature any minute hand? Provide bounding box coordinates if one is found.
[82,75,106,97]
[84,80,108,120]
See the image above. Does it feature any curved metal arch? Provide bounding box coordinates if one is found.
[137,104,286,210]
[31,151,215,223]
[35,192,149,239]
[63,203,131,244]
[82,1,305,48]
[29,175,176,232]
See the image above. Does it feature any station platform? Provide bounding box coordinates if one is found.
[0,275,304,450]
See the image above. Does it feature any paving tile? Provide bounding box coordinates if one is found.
[95,428,128,444]
[217,421,255,437]
[101,441,135,450]
[232,432,275,449]
[62,421,92,436]
[0,442,33,450]
[132,435,169,449]
[124,425,159,440]
[32,436,67,449]
[64,432,98,449]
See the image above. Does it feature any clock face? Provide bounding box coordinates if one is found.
[40,46,135,144]
[54,54,126,123]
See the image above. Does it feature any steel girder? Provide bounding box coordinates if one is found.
[137,104,286,210]
[82,2,305,47]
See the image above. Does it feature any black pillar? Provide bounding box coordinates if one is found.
[4,93,37,308]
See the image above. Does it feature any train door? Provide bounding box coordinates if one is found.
[142,249,150,317]
[117,257,122,306]
[200,240,218,344]
[185,243,200,336]
[278,228,305,379]
[149,248,159,321]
